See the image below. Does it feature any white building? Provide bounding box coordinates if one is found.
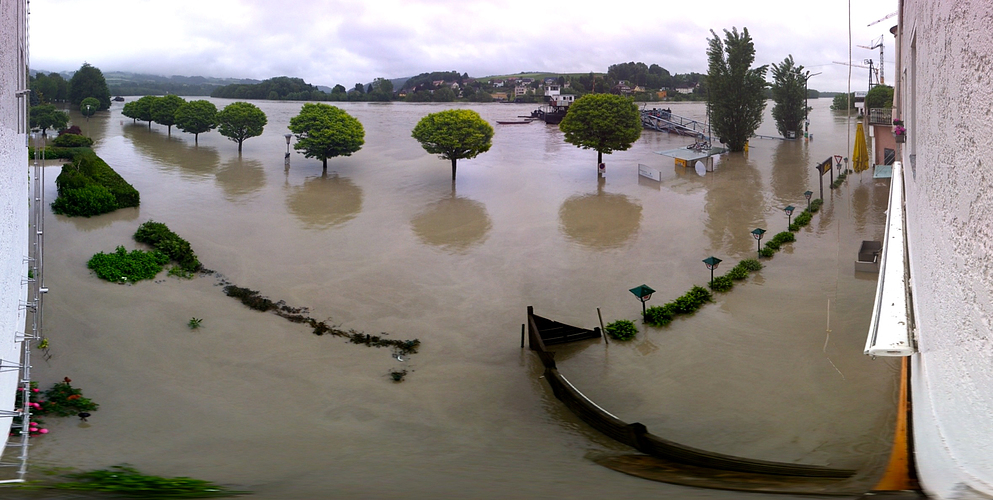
[892,0,993,497]
[0,0,31,466]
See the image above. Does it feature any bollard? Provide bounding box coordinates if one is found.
[521,324,525,348]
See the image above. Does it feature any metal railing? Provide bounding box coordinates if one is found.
[868,108,895,126]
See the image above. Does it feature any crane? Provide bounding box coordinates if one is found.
[858,36,885,85]
[833,61,878,89]
[868,12,896,26]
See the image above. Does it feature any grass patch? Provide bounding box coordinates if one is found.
[87,246,169,283]
[48,465,245,498]
[708,275,734,292]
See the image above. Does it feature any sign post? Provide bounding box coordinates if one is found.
[816,157,833,200]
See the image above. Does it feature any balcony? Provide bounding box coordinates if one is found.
[868,108,895,126]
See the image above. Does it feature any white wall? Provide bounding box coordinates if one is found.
[900,1,993,497]
[0,0,30,449]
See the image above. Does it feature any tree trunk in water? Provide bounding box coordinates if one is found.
[238,140,243,153]
[451,158,458,181]
[323,157,328,173]
[597,150,603,176]
[194,133,199,145]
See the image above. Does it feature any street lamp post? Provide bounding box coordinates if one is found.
[751,228,766,256]
[84,104,92,122]
[702,257,722,289]
[284,134,292,157]
[629,284,655,320]
[784,205,795,229]
[804,190,813,211]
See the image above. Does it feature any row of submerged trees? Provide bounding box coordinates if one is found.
[122,96,266,149]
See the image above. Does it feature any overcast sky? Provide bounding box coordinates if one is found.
[29,0,897,93]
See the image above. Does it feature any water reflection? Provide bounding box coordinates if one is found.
[59,206,140,232]
[851,183,871,232]
[770,140,810,205]
[122,124,220,177]
[410,192,492,252]
[703,155,765,254]
[285,173,363,230]
[67,107,109,144]
[215,157,266,202]
[559,184,642,250]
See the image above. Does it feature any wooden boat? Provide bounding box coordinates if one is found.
[496,119,534,124]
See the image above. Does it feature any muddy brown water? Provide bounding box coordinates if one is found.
[22,99,898,499]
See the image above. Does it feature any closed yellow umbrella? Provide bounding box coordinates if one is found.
[852,122,869,174]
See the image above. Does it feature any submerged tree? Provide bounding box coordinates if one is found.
[411,109,493,181]
[558,93,642,171]
[706,27,768,152]
[133,95,159,128]
[68,63,111,110]
[80,97,100,118]
[216,102,267,153]
[29,104,69,136]
[288,103,365,172]
[150,94,186,134]
[770,55,810,139]
[175,100,218,144]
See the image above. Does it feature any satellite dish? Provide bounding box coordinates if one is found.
[695,161,706,176]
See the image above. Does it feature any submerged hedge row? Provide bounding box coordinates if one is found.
[133,221,202,273]
[51,151,139,217]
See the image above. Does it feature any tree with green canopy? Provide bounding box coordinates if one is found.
[770,55,811,139]
[133,95,159,128]
[831,93,857,110]
[411,109,494,181]
[68,63,111,110]
[558,93,642,171]
[150,94,186,134]
[175,100,218,144]
[865,84,894,109]
[432,87,456,102]
[29,104,69,136]
[216,102,267,152]
[706,27,768,152]
[288,103,365,172]
[122,101,139,123]
[80,97,100,118]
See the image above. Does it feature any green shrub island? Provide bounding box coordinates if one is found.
[831,170,849,189]
[47,465,244,498]
[9,380,99,438]
[87,246,170,283]
[51,151,139,217]
[51,133,94,148]
[134,221,202,274]
[604,319,638,341]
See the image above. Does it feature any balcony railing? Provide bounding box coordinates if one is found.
[868,108,895,126]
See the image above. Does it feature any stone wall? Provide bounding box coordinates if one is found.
[900,1,993,497]
[0,0,30,450]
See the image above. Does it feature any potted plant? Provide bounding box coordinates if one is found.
[893,119,907,143]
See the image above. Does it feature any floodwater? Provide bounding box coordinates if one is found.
[22,98,897,499]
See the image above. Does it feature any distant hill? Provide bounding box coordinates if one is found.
[103,72,261,96]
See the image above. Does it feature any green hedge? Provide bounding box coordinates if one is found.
[27,146,89,160]
[644,285,713,326]
[134,221,202,272]
[51,151,139,217]
[51,134,94,148]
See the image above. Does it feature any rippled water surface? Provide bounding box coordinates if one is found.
[25,99,898,499]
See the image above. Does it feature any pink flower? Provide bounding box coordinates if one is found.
[39,429,48,434]
[29,427,38,432]
[32,388,39,393]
